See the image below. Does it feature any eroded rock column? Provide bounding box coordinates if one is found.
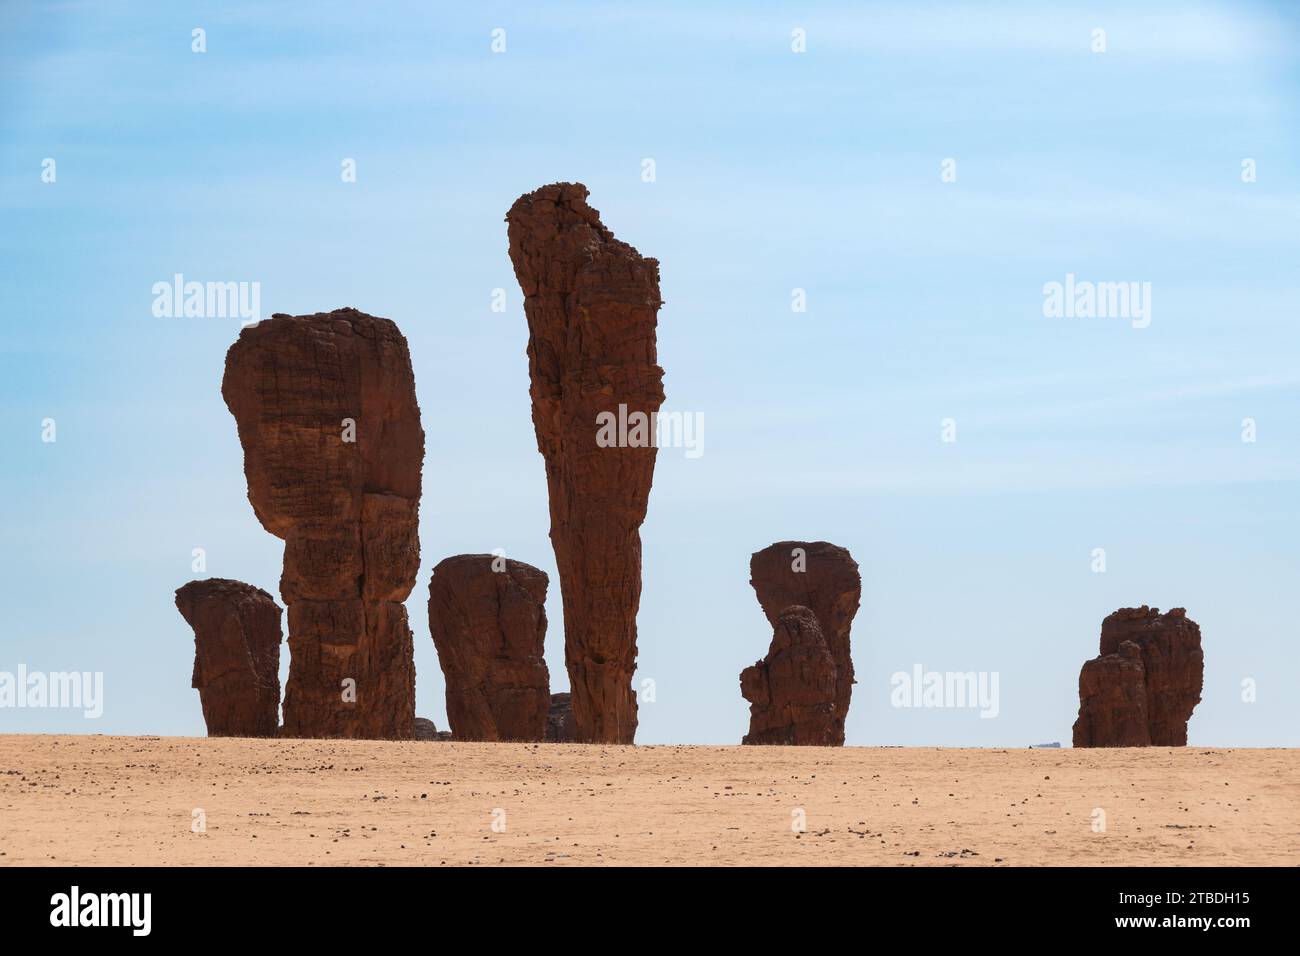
[750,542,860,745]
[222,308,424,739]
[174,578,282,737]
[1072,606,1203,747]
[506,183,665,744]
[428,554,551,741]
[740,606,839,745]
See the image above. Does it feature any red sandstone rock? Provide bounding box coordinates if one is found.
[222,308,424,739]
[506,183,665,744]
[1071,641,1150,747]
[427,554,550,741]
[1072,606,1203,747]
[749,542,860,745]
[545,692,577,743]
[740,606,839,746]
[174,578,282,737]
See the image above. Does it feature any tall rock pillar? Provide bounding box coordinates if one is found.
[506,183,665,744]
[222,308,424,739]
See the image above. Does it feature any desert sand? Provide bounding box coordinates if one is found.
[0,736,1294,866]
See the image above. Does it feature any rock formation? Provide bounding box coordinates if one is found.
[174,578,282,737]
[427,554,551,741]
[1072,641,1150,747]
[506,183,665,744]
[413,717,439,741]
[749,542,860,745]
[545,692,577,743]
[1072,606,1204,747]
[222,308,424,739]
[740,606,839,745]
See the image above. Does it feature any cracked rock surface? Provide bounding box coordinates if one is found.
[749,542,860,745]
[428,554,551,742]
[1073,606,1203,747]
[740,606,839,745]
[222,308,423,739]
[175,578,282,737]
[506,183,665,744]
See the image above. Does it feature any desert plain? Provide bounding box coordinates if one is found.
[0,736,1295,866]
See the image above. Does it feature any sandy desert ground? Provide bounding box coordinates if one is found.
[0,735,1294,866]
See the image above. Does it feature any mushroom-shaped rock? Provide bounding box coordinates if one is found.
[222,308,424,739]
[749,542,860,745]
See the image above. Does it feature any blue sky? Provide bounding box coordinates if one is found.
[1,1,1297,745]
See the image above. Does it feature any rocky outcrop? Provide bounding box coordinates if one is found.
[413,717,439,741]
[1072,606,1204,747]
[545,692,577,743]
[174,578,282,737]
[506,183,665,744]
[1072,641,1150,747]
[222,308,424,739]
[749,542,860,745]
[740,606,839,745]
[427,554,550,741]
